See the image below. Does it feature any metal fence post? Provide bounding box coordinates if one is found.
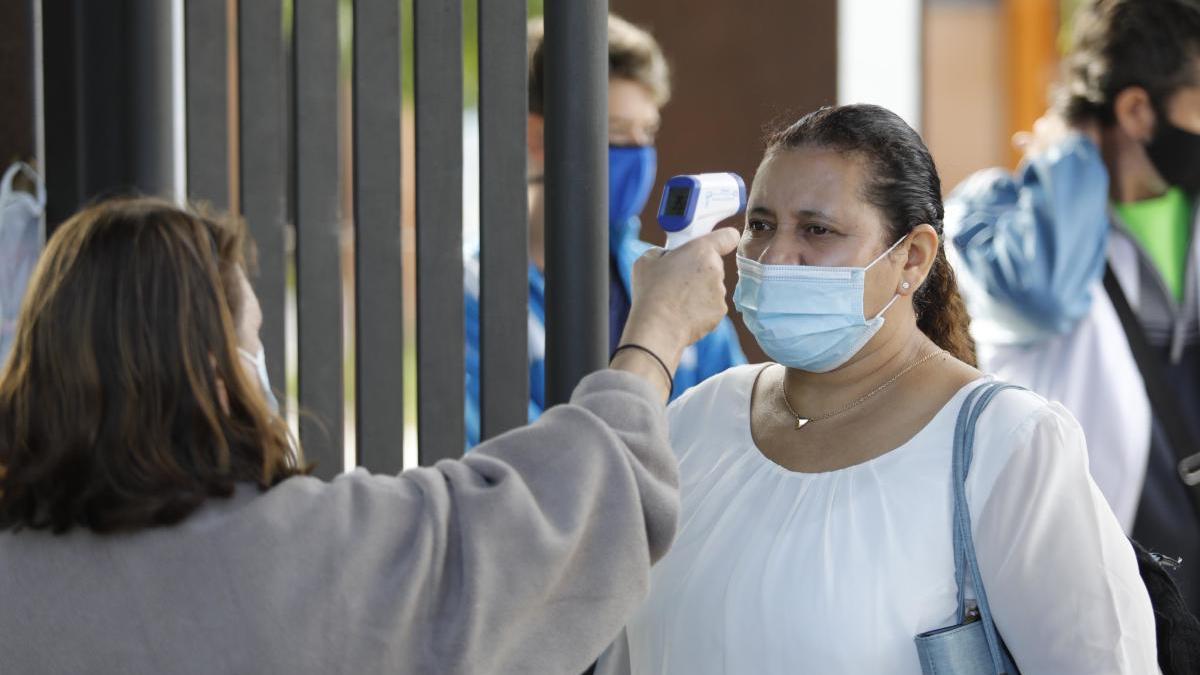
[185,0,229,209]
[0,0,37,167]
[478,0,529,440]
[293,0,344,477]
[42,0,180,230]
[543,0,609,406]
[353,0,406,474]
[414,0,465,462]
[237,0,289,417]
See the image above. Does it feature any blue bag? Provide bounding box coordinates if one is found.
[914,382,1021,674]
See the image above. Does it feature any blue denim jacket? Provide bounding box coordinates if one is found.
[946,135,1110,343]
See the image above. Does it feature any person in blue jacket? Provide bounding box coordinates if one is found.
[464,14,746,448]
[945,0,1200,610]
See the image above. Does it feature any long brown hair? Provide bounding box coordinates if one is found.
[0,197,304,533]
[765,104,977,365]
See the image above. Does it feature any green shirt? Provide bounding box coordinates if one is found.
[1113,187,1194,303]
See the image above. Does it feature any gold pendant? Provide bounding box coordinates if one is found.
[795,418,810,430]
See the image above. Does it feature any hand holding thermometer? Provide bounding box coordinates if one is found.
[657,173,747,249]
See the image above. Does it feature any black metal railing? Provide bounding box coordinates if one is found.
[413,0,465,465]
[352,0,406,474]
[39,0,608,477]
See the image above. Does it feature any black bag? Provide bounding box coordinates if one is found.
[1104,264,1200,674]
[1131,539,1200,673]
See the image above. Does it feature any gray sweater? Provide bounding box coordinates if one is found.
[0,371,678,675]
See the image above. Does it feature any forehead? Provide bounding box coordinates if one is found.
[1167,77,1200,131]
[1163,57,1200,114]
[608,78,660,123]
[749,147,877,222]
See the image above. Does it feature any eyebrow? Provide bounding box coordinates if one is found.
[747,205,841,224]
[795,209,840,224]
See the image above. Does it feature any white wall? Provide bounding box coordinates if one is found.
[837,0,923,131]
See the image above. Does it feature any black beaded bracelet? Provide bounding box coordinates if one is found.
[610,343,674,394]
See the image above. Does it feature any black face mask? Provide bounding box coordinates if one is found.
[1145,105,1200,194]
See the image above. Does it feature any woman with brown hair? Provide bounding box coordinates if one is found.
[599,104,1156,673]
[0,197,741,674]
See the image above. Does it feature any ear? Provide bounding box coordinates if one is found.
[527,114,545,164]
[898,224,939,296]
[1113,86,1157,143]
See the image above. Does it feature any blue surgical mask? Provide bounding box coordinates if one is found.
[238,346,279,413]
[733,237,907,372]
[609,145,657,227]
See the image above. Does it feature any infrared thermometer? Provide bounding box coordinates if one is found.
[657,172,747,249]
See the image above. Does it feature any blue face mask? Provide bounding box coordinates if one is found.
[733,236,907,372]
[609,145,657,228]
[238,346,279,413]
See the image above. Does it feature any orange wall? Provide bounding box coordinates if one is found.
[923,2,1009,192]
[1004,0,1060,166]
[923,0,1061,191]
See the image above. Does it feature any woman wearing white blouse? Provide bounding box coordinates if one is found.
[599,104,1157,674]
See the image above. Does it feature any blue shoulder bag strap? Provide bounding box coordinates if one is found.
[953,382,1022,674]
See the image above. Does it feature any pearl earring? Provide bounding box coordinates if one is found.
[901,282,911,290]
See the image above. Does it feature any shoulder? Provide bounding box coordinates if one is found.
[669,363,763,412]
[666,363,764,443]
[969,384,1081,458]
[257,471,427,525]
[974,384,1059,436]
[178,473,428,565]
[967,384,1086,501]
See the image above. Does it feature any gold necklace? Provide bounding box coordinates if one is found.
[780,349,944,430]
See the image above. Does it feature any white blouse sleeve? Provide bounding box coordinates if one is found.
[971,402,1158,674]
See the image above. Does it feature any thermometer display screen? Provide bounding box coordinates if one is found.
[665,186,691,216]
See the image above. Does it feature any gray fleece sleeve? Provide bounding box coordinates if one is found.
[307,369,678,675]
